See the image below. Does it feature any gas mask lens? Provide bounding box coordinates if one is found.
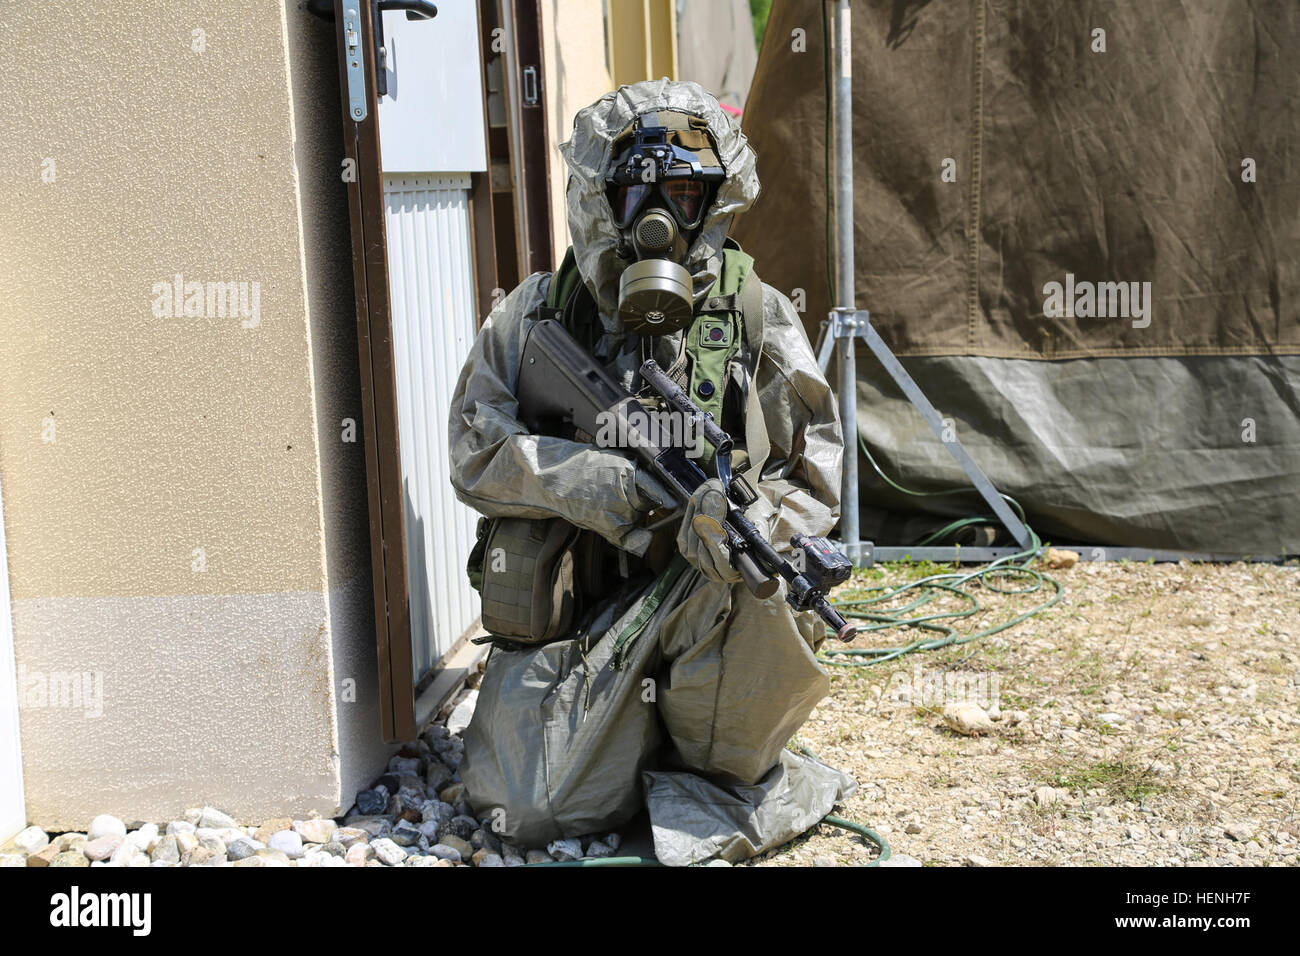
[609,178,709,230]
[662,179,707,229]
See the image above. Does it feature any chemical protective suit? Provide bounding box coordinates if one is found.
[449,79,855,866]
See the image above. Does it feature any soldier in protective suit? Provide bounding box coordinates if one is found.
[448,79,855,866]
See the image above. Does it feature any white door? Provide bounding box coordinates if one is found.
[378,5,487,679]
[0,473,26,842]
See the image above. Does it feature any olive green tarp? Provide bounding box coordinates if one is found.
[732,0,1299,554]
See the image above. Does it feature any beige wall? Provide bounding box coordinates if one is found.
[541,0,614,263]
[0,1,387,829]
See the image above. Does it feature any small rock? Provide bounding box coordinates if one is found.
[387,756,421,776]
[182,808,203,826]
[268,830,304,859]
[584,840,615,858]
[371,837,408,866]
[197,806,237,830]
[254,848,291,866]
[438,782,467,806]
[151,835,180,863]
[254,818,293,844]
[54,833,88,852]
[877,853,922,868]
[502,844,526,867]
[174,831,199,854]
[404,854,443,867]
[428,843,463,863]
[471,829,502,854]
[88,814,127,842]
[294,818,338,844]
[472,849,505,867]
[440,834,473,858]
[355,788,389,816]
[813,855,837,867]
[391,821,423,847]
[425,761,454,793]
[166,820,196,836]
[905,822,923,834]
[28,844,62,867]
[83,836,123,861]
[334,826,369,847]
[182,845,221,867]
[10,825,50,855]
[942,702,996,736]
[1224,823,1254,842]
[1,853,27,867]
[345,843,375,866]
[226,838,259,861]
[525,849,553,865]
[604,833,622,851]
[127,824,159,852]
[547,838,583,862]
[51,850,90,867]
[1033,786,1062,807]
[1045,547,1078,569]
[343,819,392,843]
[965,854,995,867]
[108,841,142,867]
[442,814,478,841]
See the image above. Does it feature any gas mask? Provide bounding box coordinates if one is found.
[606,113,723,335]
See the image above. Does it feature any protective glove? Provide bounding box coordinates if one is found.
[630,467,673,514]
[676,478,743,585]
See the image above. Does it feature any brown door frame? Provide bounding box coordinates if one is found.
[330,0,415,742]
[508,0,554,275]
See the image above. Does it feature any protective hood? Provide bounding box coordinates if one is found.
[558,78,761,329]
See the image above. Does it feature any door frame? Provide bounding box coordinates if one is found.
[329,0,415,742]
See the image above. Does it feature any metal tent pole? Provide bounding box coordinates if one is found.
[830,0,862,565]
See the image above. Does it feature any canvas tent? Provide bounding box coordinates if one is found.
[733,0,1299,555]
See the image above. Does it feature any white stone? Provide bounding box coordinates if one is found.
[942,702,996,736]
[127,823,159,852]
[294,817,338,844]
[87,814,127,842]
[268,830,304,859]
[10,825,49,855]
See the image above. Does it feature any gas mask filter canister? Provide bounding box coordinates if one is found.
[618,210,694,333]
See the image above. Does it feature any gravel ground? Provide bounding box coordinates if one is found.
[746,559,1300,867]
[6,560,1293,868]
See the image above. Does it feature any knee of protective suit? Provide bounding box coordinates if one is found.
[655,577,830,785]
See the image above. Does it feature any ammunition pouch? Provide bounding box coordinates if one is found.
[468,516,581,644]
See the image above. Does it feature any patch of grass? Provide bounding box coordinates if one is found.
[1053,759,1167,804]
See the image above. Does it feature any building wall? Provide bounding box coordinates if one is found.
[541,0,614,263]
[0,1,387,829]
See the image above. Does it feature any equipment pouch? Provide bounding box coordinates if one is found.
[474,516,581,644]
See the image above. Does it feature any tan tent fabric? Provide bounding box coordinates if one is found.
[734,0,1299,360]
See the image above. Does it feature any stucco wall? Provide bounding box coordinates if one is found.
[0,1,387,829]
[542,0,614,264]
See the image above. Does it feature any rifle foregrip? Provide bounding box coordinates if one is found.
[734,550,779,599]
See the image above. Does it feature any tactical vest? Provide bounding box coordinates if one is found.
[468,241,766,646]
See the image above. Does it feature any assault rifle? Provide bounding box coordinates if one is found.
[517,318,858,642]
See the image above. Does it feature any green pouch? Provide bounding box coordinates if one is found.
[473,516,581,644]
